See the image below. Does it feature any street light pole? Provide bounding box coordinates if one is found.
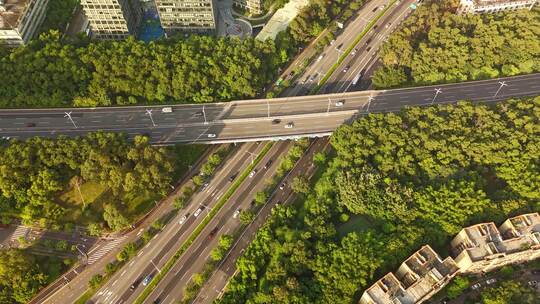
[145,109,156,127]
[64,112,78,128]
[202,105,208,125]
[367,96,374,113]
[494,81,507,97]
[431,88,442,105]
[327,98,331,115]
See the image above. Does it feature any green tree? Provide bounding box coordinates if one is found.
[103,204,129,231]
[446,276,470,299]
[239,210,256,225]
[291,176,310,195]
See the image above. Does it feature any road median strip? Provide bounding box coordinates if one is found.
[134,142,274,304]
[313,0,398,93]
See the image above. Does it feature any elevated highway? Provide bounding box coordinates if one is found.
[0,73,539,144]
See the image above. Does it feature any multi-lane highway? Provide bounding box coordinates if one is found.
[192,138,331,304]
[1,73,538,144]
[87,142,267,304]
[143,141,292,304]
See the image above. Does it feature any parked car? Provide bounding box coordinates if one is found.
[527,280,538,286]
[142,274,153,286]
[178,215,187,225]
[471,283,481,290]
[279,183,286,190]
[486,278,497,285]
[233,209,241,218]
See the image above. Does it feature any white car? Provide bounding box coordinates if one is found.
[528,280,538,286]
[317,54,324,62]
[207,133,216,138]
[350,48,358,56]
[249,169,258,178]
[233,209,241,218]
[161,107,173,113]
[486,278,497,285]
[194,207,204,217]
[178,215,187,225]
[335,100,344,107]
[285,122,294,129]
[471,283,481,290]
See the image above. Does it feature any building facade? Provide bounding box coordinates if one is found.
[360,213,540,304]
[0,0,49,46]
[155,0,215,35]
[359,246,459,304]
[80,0,142,40]
[233,0,263,15]
[451,213,540,274]
[459,0,537,14]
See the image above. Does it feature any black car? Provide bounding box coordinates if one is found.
[272,119,281,125]
[208,227,219,239]
[264,159,273,169]
[25,122,36,127]
[228,173,238,182]
[193,111,204,117]
[130,278,141,291]
[365,38,372,45]
[153,299,162,304]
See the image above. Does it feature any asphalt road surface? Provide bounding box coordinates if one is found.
[88,142,268,304]
[1,74,538,144]
[193,138,331,303]
[143,141,292,304]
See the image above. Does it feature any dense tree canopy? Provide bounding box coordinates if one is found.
[0,32,283,107]
[372,1,540,88]
[219,97,540,304]
[480,280,537,304]
[0,133,174,230]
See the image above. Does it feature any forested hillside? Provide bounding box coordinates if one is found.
[0,133,175,231]
[218,97,540,303]
[0,32,282,108]
[372,0,540,88]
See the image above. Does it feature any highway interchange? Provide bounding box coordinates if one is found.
[14,0,540,303]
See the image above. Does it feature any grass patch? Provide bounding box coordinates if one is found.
[134,142,274,304]
[337,215,373,238]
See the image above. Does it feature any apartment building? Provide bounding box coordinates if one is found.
[450,213,540,274]
[233,0,263,15]
[359,246,459,304]
[80,0,142,40]
[155,0,215,35]
[0,0,49,46]
[459,0,537,14]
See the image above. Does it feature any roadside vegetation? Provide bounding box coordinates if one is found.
[218,97,540,303]
[0,248,73,303]
[0,33,285,108]
[39,0,79,34]
[372,0,540,88]
[0,133,204,232]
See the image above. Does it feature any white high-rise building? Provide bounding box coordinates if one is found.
[459,0,537,14]
[155,0,216,35]
[81,0,142,40]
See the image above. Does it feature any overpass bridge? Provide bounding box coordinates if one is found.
[0,73,539,144]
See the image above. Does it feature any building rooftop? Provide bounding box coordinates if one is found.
[360,246,458,304]
[500,213,540,239]
[0,0,29,30]
[450,222,504,261]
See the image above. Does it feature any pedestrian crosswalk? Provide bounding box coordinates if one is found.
[87,236,127,265]
[10,225,29,242]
